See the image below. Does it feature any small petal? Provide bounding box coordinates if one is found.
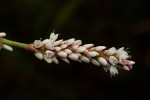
[57,51,67,58]
[91,59,100,66]
[80,56,90,63]
[95,46,106,51]
[83,44,94,48]
[34,52,43,60]
[68,53,79,61]
[61,58,70,64]
[76,46,86,53]
[97,57,108,66]
[65,38,75,46]
[52,57,59,64]
[0,32,6,37]
[3,44,13,51]
[64,49,72,54]
[50,32,58,42]
[86,51,99,57]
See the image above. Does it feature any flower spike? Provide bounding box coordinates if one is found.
[33,32,135,76]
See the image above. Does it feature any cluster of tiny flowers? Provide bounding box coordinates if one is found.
[0,32,13,51]
[33,32,135,76]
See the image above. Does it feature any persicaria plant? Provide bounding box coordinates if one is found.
[0,32,135,77]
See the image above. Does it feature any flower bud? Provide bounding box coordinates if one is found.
[54,47,61,51]
[3,44,13,51]
[91,59,100,66]
[106,47,116,56]
[108,56,118,66]
[52,57,59,64]
[68,53,79,61]
[72,40,82,45]
[80,56,90,63]
[122,65,130,71]
[95,46,106,51]
[65,38,75,46]
[83,44,94,48]
[57,51,67,58]
[60,44,67,49]
[45,41,53,49]
[0,32,6,37]
[34,52,43,60]
[61,58,70,64]
[43,55,52,63]
[64,49,72,54]
[54,39,63,46]
[76,46,86,53]
[97,57,108,66]
[86,51,99,57]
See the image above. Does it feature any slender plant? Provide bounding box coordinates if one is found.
[0,32,135,76]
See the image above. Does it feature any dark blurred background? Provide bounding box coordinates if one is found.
[0,0,150,100]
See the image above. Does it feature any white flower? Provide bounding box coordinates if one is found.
[45,41,53,50]
[68,53,79,61]
[108,56,119,66]
[91,59,100,66]
[34,52,43,60]
[49,32,58,43]
[45,50,54,58]
[109,66,118,76]
[0,32,6,37]
[97,57,108,66]
[33,40,43,48]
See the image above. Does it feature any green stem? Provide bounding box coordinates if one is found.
[0,38,36,52]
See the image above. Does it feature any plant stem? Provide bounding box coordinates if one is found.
[0,38,37,52]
